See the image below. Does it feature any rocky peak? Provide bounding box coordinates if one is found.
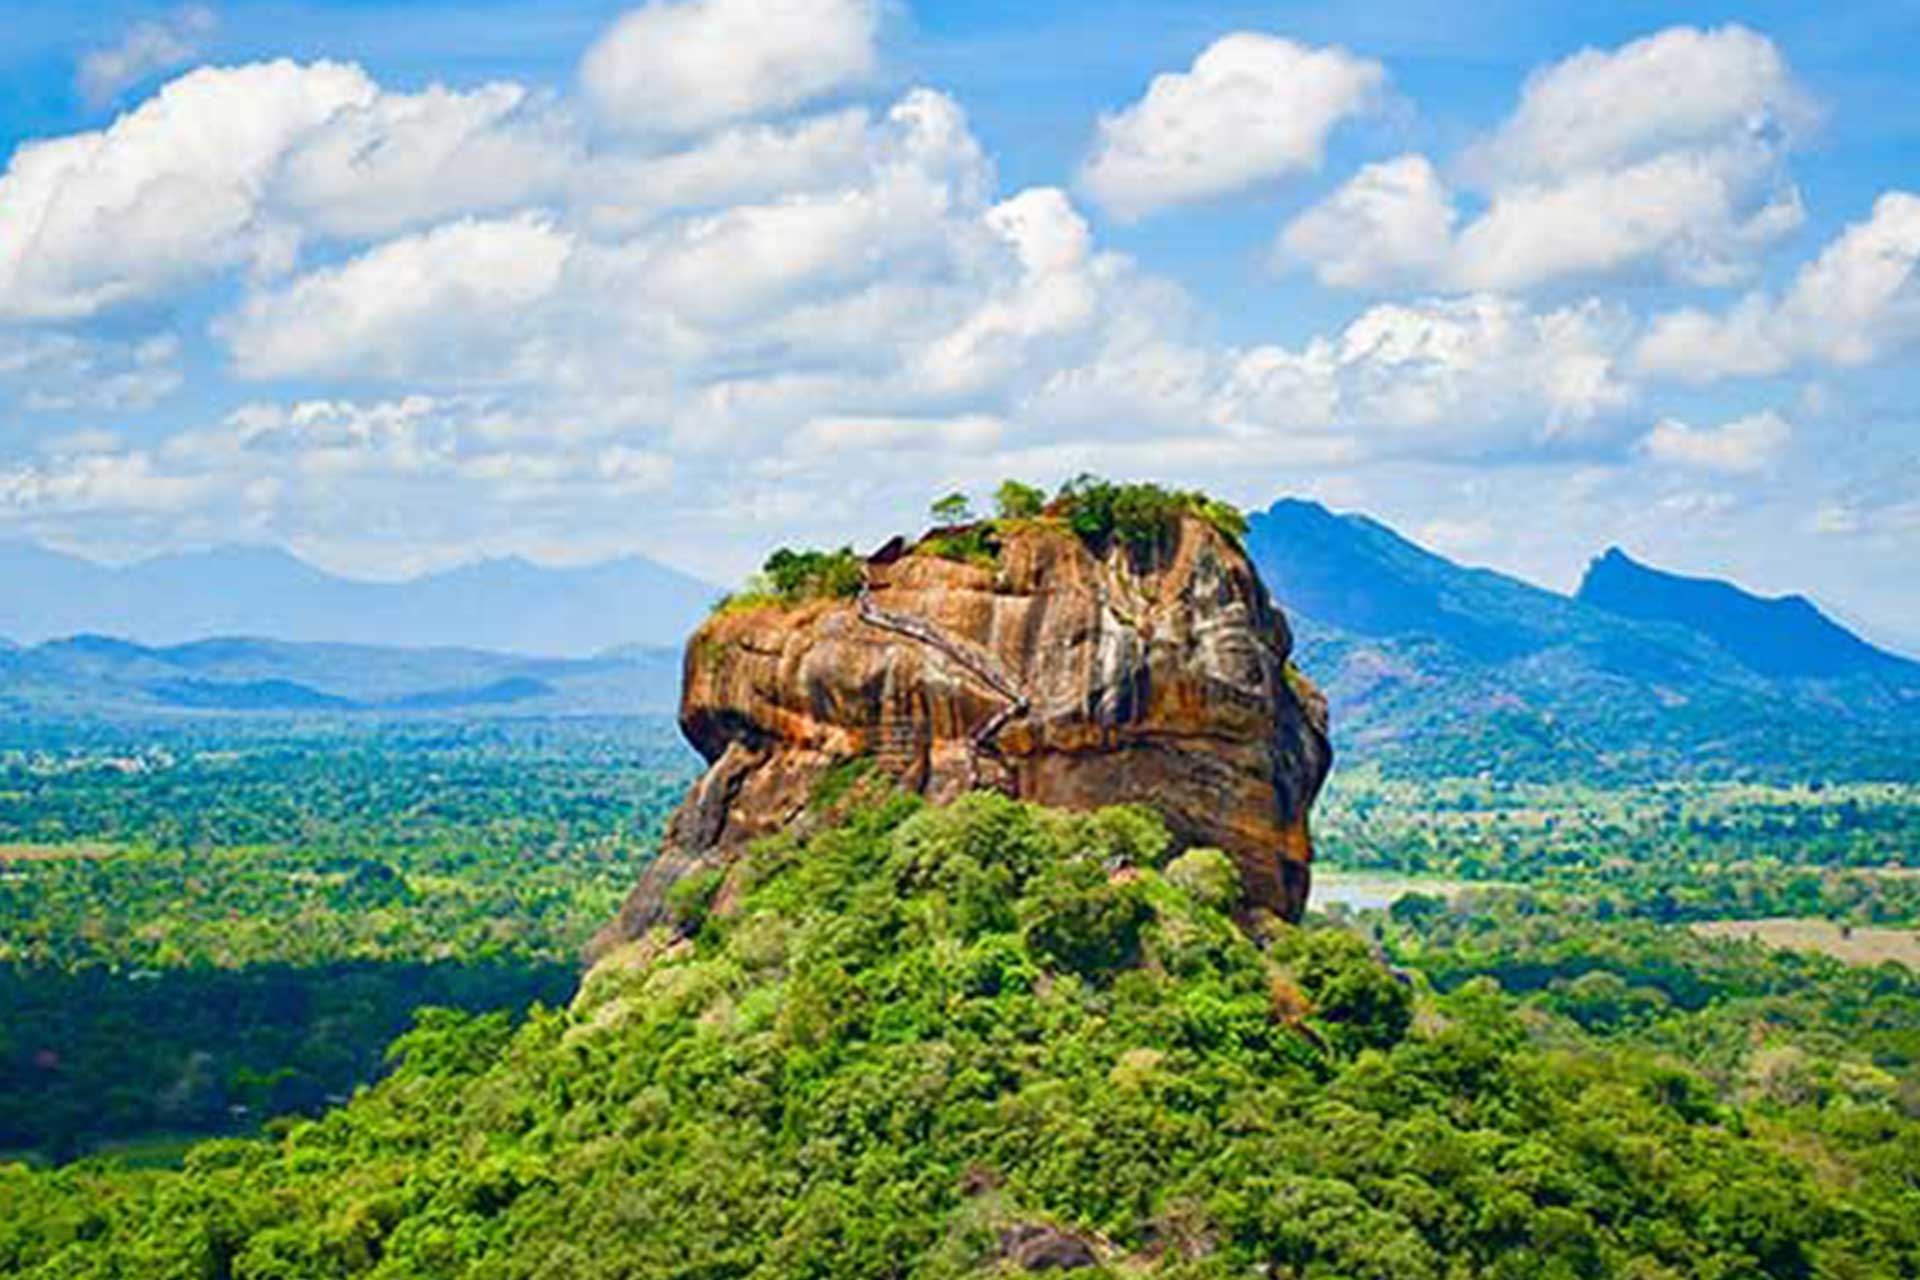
[600,512,1330,950]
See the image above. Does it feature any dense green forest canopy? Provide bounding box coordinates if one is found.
[1318,771,1920,924]
[0,718,695,1162]
[3,793,1915,1278]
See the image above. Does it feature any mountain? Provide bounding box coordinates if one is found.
[1243,499,1920,781]
[1577,547,1920,680]
[0,542,718,656]
[0,634,681,719]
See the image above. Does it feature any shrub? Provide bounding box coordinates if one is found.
[1050,475,1247,549]
[717,547,865,612]
[917,525,998,567]
[764,547,864,601]
[663,867,726,934]
[1164,848,1239,910]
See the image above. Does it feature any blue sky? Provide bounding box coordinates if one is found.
[0,0,1915,646]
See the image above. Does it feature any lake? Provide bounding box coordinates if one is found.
[1309,870,1502,913]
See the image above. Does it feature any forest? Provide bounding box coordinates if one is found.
[0,715,1915,1275]
[0,717,695,1161]
[2,790,1916,1277]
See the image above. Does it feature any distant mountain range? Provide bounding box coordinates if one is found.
[1575,548,1917,680]
[0,542,718,656]
[1244,499,1920,781]
[0,635,681,720]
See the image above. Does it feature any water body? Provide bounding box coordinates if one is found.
[1309,870,1500,914]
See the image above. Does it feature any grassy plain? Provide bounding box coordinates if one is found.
[1692,917,1920,967]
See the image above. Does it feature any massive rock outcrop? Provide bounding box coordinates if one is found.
[602,515,1330,948]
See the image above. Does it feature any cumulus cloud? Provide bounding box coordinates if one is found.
[219,216,574,381]
[0,60,587,322]
[1080,34,1386,221]
[183,398,661,505]
[1636,191,1920,382]
[1276,154,1453,289]
[1,43,1656,568]
[579,0,880,136]
[0,13,1847,582]
[1215,294,1638,454]
[1282,25,1813,292]
[0,60,374,319]
[76,5,217,107]
[272,82,576,239]
[1640,411,1791,473]
[1466,24,1815,184]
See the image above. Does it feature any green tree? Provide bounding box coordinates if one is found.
[993,479,1046,520]
[930,492,975,526]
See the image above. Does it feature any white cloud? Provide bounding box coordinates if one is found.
[0,60,375,319]
[910,187,1103,399]
[1216,294,1637,453]
[1640,410,1791,473]
[580,0,880,137]
[0,29,1831,586]
[156,395,672,502]
[0,61,589,321]
[1636,190,1920,382]
[796,413,1004,453]
[0,331,182,412]
[1466,24,1814,183]
[573,108,882,232]
[76,5,217,108]
[1282,25,1812,292]
[1450,142,1803,291]
[219,216,574,381]
[1277,154,1453,289]
[273,82,577,240]
[0,448,212,515]
[1080,34,1385,221]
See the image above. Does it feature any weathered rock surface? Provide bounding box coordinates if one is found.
[601,516,1329,949]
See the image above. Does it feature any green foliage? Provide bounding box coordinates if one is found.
[2,792,1915,1278]
[809,755,876,811]
[1018,855,1152,978]
[1053,475,1248,550]
[1316,771,1920,924]
[916,524,999,567]
[929,492,975,525]
[0,719,693,1161]
[762,546,865,603]
[718,546,866,612]
[993,478,1046,520]
[663,866,725,933]
[1164,848,1238,911]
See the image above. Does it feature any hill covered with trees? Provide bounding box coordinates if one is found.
[4,794,1915,1278]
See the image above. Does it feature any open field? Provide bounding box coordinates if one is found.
[1692,918,1920,969]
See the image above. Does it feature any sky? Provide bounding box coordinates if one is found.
[0,0,1915,646]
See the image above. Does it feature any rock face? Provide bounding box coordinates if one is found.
[602,516,1330,948]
